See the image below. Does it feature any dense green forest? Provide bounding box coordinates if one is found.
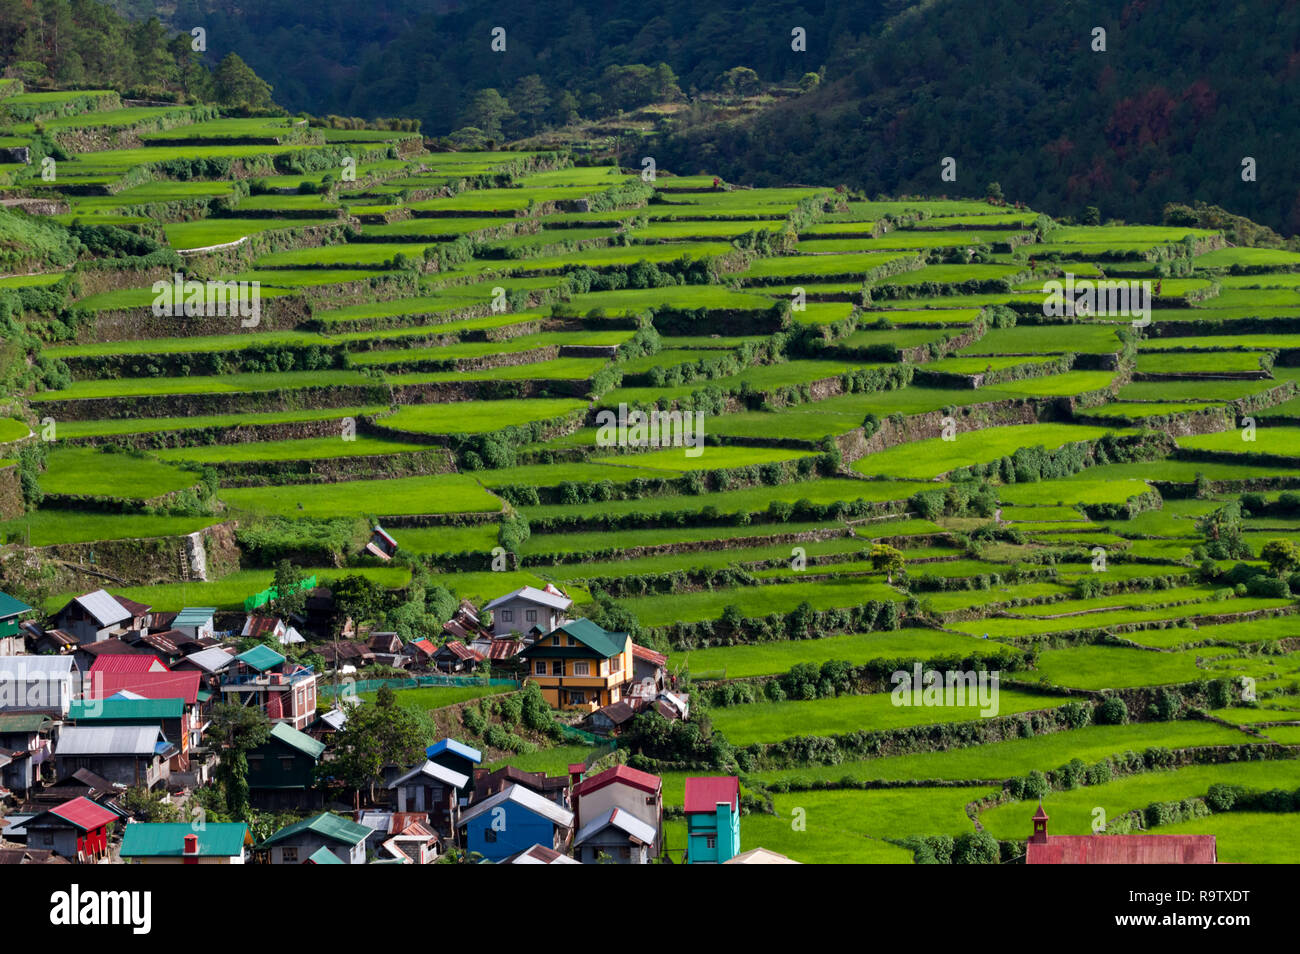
[11,0,1300,233]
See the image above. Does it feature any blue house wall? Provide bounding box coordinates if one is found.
[465,801,557,862]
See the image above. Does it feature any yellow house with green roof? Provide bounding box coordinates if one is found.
[522,618,633,711]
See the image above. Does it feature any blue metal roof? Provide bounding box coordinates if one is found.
[426,737,482,764]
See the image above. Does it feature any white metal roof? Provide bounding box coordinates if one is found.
[459,783,574,829]
[0,656,77,676]
[388,759,469,791]
[56,725,163,757]
[181,646,236,673]
[483,586,572,613]
[574,807,657,847]
[71,590,132,627]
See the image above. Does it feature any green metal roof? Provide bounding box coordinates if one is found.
[260,812,369,848]
[536,618,627,658]
[308,845,345,864]
[0,591,33,619]
[120,822,251,858]
[235,644,286,672]
[268,721,326,760]
[0,712,52,733]
[174,607,217,625]
[68,698,185,722]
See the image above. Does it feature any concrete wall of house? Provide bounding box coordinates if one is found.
[25,823,79,859]
[577,785,660,845]
[577,832,648,864]
[492,598,562,637]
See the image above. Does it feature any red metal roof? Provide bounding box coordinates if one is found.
[47,796,118,832]
[684,776,740,814]
[631,644,668,667]
[409,638,436,657]
[439,640,484,662]
[89,655,170,675]
[83,671,201,705]
[488,638,523,660]
[1026,835,1217,865]
[572,764,662,799]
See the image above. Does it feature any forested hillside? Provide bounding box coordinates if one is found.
[92,0,1300,235]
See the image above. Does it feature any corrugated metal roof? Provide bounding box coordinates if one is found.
[260,812,370,848]
[426,738,482,764]
[0,592,33,619]
[307,845,344,864]
[459,783,574,829]
[506,844,581,865]
[533,618,627,659]
[84,671,200,705]
[684,776,740,814]
[0,713,53,733]
[68,697,184,721]
[88,655,169,675]
[179,646,236,673]
[56,725,164,757]
[1027,834,1217,864]
[45,796,118,832]
[0,656,76,676]
[120,822,250,858]
[574,806,657,847]
[69,590,131,628]
[483,586,572,613]
[269,722,326,759]
[173,607,216,626]
[389,759,469,791]
[572,765,661,798]
[235,644,285,672]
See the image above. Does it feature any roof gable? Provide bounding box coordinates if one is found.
[684,776,740,814]
[536,618,627,658]
[268,722,326,759]
[67,590,132,627]
[261,812,370,848]
[460,784,574,829]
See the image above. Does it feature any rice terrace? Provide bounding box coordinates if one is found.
[0,3,1299,879]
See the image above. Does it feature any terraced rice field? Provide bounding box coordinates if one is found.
[5,91,1300,864]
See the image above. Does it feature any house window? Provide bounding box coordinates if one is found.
[526,610,537,622]
[706,836,717,849]
[567,636,575,646]
[484,828,497,843]
[280,757,294,773]
[501,609,513,622]
[569,691,585,704]
[573,662,589,676]
[551,660,563,675]
[534,661,547,676]
[248,755,263,769]
[620,846,631,860]
[42,834,54,846]
[282,846,298,863]
[611,655,622,673]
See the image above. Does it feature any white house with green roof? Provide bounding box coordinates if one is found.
[259,812,370,864]
[0,591,32,655]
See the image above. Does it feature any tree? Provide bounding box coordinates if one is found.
[798,72,821,93]
[325,692,427,808]
[214,52,273,109]
[718,67,761,97]
[208,703,272,818]
[269,559,307,622]
[1261,538,1300,577]
[509,74,550,135]
[953,830,1000,864]
[459,89,512,141]
[870,544,906,584]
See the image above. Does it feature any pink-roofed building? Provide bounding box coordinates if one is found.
[1025,803,1217,864]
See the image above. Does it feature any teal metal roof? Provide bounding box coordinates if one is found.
[174,607,217,626]
[269,721,326,759]
[308,845,345,864]
[120,822,250,858]
[68,698,185,721]
[235,644,286,672]
[0,591,33,619]
[260,812,369,848]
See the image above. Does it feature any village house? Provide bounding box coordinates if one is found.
[368,631,405,667]
[474,764,570,808]
[500,843,581,865]
[22,796,118,863]
[366,525,399,560]
[0,656,79,716]
[0,592,33,657]
[684,776,741,864]
[73,637,159,674]
[66,697,187,768]
[171,607,216,641]
[0,712,54,796]
[483,585,572,639]
[30,628,78,656]
[458,783,575,863]
[120,823,252,864]
[220,644,318,731]
[29,767,121,811]
[89,653,170,676]
[433,639,484,673]
[80,669,203,758]
[726,847,800,864]
[1025,803,1218,864]
[51,590,132,645]
[387,760,468,835]
[373,817,439,864]
[426,738,481,797]
[54,726,174,790]
[405,638,436,669]
[259,812,371,864]
[521,618,633,711]
[570,765,663,862]
[246,722,326,811]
